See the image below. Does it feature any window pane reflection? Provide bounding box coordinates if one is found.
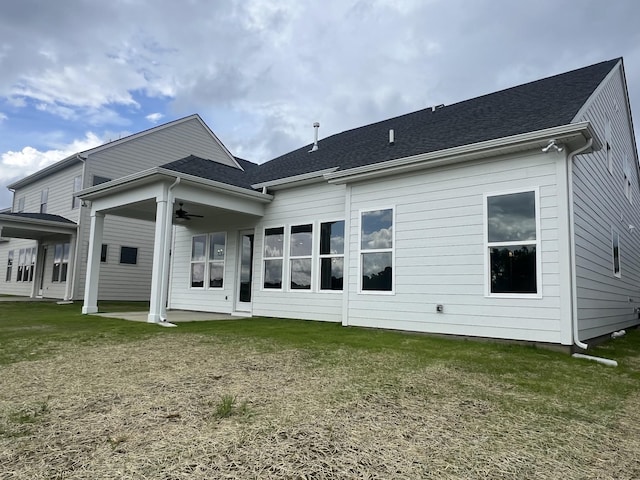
[487,191,536,242]
[362,252,392,291]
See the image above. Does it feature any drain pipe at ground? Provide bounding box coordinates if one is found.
[565,138,617,367]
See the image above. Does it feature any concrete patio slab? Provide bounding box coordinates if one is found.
[93,310,243,323]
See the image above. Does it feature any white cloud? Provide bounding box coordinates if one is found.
[146,112,164,123]
[0,112,6,122]
[0,132,104,186]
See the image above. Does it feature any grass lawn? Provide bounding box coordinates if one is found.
[1,302,639,479]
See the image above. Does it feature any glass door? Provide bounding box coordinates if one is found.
[235,231,254,312]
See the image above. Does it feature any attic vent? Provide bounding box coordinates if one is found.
[309,122,320,152]
[430,104,445,112]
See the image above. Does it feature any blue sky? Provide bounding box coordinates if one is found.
[1,0,639,208]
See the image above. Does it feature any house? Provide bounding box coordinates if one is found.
[0,115,241,301]
[5,58,640,350]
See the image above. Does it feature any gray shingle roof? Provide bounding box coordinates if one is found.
[162,58,619,190]
[0,212,76,224]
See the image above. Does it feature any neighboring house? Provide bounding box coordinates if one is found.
[0,115,242,301]
[6,58,640,350]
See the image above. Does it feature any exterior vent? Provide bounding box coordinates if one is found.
[309,122,320,152]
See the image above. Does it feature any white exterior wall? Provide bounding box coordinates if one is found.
[345,152,569,343]
[572,63,640,340]
[251,183,346,321]
[0,163,83,297]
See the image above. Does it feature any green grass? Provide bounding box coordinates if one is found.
[1,301,639,420]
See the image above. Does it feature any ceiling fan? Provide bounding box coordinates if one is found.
[175,202,204,221]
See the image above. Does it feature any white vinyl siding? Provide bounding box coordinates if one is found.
[347,151,564,343]
[571,62,640,340]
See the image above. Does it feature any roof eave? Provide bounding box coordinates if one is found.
[8,153,86,190]
[77,167,273,203]
[251,167,339,191]
[325,122,600,184]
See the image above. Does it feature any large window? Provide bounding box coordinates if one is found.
[6,250,14,282]
[263,227,284,289]
[360,208,393,292]
[486,190,539,295]
[40,189,48,214]
[289,224,312,290]
[17,247,36,282]
[612,229,621,277]
[320,220,344,291]
[52,243,70,282]
[190,233,226,289]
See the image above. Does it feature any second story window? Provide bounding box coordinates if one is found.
[40,189,48,214]
[16,197,24,213]
[72,175,82,208]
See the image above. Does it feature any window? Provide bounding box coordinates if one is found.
[100,244,108,263]
[606,118,613,174]
[612,229,621,277]
[120,246,138,265]
[320,220,344,291]
[190,233,227,289]
[72,175,82,208]
[16,248,34,282]
[360,208,393,292]
[208,233,226,288]
[40,189,48,214]
[52,243,70,282]
[486,190,539,295]
[5,250,14,282]
[623,154,632,203]
[190,235,206,287]
[16,197,24,213]
[263,227,284,289]
[92,175,111,186]
[289,224,312,290]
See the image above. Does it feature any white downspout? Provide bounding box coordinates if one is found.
[159,177,180,323]
[69,154,87,301]
[566,138,592,350]
[566,139,618,367]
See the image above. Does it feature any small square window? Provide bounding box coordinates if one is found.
[120,246,138,265]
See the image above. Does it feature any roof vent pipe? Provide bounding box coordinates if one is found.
[309,122,320,152]
[389,129,395,145]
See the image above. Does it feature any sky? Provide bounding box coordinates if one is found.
[1,0,639,208]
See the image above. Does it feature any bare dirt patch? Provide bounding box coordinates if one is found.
[1,335,639,479]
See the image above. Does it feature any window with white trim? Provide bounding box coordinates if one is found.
[72,175,82,208]
[52,243,69,282]
[612,229,621,277]
[263,227,284,289]
[606,118,613,174]
[623,154,632,203]
[6,250,14,282]
[360,208,393,292]
[17,247,35,282]
[486,190,539,295]
[208,232,226,288]
[190,235,206,288]
[289,224,312,290]
[100,244,108,263]
[319,220,344,291]
[40,189,48,214]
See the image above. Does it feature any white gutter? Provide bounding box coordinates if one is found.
[325,122,599,184]
[251,167,339,190]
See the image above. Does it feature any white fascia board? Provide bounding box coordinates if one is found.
[325,122,599,184]
[251,167,339,190]
[77,167,272,203]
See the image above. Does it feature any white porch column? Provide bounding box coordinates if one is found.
[82,212,104,314]
[63,231,77,301]
[148,195,170,323]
